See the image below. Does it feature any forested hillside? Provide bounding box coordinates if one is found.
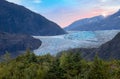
[0,50,120,79]
[0,32,41,56]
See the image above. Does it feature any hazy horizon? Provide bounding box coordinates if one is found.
[7,0,120,28]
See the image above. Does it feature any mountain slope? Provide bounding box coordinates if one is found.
[65,10,120,31]
[65,15,104,31]
[96,32,120,59]
[0,0,66,36]
[0,32,42,56]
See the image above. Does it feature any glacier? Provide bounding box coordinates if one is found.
[33,30,120,55]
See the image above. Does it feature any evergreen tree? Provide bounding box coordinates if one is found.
[87,55,110,79]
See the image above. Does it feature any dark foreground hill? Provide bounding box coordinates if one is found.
[60,32,120,60]
[65,9,120,31]
[95,32,120,59]
[0,0,66,36]
[0,32,41,56]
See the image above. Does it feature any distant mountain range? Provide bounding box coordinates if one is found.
[65,15,104,30]
[65,10,120,31]
[0,32,41,56]
[0,0,66,36]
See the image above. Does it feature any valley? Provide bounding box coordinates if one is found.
[0,0,120,78]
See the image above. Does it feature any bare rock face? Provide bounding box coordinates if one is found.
[0,32,42,56]
[0,0,66,36]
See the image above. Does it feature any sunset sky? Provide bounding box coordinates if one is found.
[7,0,120,28]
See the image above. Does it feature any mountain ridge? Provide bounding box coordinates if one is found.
[0,0,67,36]
[65,9,120,31]
[65,15,104,30]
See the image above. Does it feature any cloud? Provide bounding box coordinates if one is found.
[33,0,42,3]
[7,0,42,4]
[100,0,108,2]
[7,0,22,4]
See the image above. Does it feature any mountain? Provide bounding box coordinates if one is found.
[65,9,120,31]
[0,0,66,36]
[65,15,104,31]
[95,32,120,60]
[0,32,42,56]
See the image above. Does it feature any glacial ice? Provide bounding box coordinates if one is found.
[33,30,120,55]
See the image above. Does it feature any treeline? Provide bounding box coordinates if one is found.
[0,50,120,79]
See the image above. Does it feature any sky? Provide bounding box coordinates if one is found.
[7,0,120,28]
